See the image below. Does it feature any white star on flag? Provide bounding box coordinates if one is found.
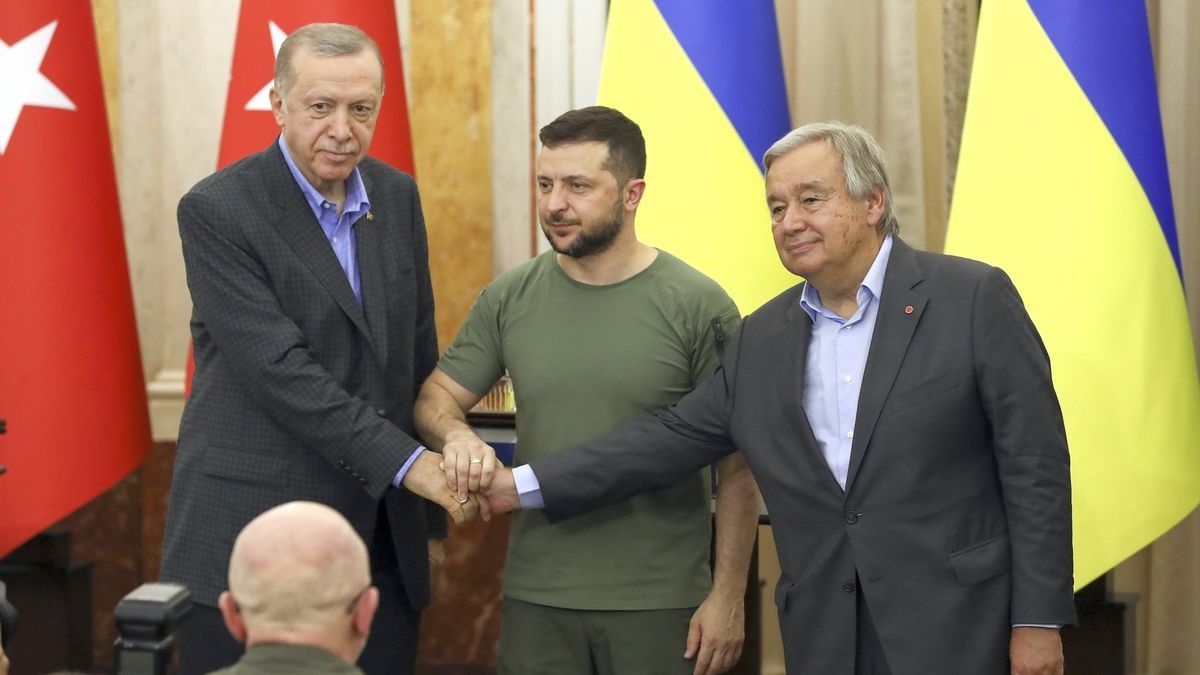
[0,20,76,155]
[244,21,289,111]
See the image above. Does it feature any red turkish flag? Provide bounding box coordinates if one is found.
[185,0,416,392]
[0,1,151,556]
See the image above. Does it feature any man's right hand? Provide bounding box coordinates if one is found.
[401,450,480,524]
[480,466,522,518]
[438,429,498,503]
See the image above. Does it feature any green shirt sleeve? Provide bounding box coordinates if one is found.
[436,285,506,396]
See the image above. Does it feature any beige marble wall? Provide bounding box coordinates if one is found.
[408,0,493,351]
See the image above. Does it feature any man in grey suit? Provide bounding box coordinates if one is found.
[475,122,1076,674]
[161,23,471,675]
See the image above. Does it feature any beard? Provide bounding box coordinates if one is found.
[541,200,625,259]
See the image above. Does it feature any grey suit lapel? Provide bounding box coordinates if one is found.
[783,289,847,497]
[262,143,379,355]
[845,238,927,492]
[356,171,389,366]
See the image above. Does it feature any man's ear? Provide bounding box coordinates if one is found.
[218,591,248,644]
[864,185,886,230]
[269,88,286,127]
[624,178,646,211]
[353,586,380,638]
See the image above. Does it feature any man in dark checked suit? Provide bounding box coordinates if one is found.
[160,23,474,675]
[476,122,1076,674]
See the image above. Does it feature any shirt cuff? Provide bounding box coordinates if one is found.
[392,446,426,487]
[513,464,544,509]
[1012,624,1061,629]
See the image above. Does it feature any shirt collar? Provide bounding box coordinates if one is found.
[277,135,370,217]
[800,234,895,322]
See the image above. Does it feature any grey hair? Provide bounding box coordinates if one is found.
[274,23,384,95]
[762,122,899,236]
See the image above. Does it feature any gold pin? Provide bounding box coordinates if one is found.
[366,211,375,221]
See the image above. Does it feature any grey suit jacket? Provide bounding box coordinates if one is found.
[534,238,1075,674]
[161,141,441,609]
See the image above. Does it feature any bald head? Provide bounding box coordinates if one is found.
[227,502,370,634]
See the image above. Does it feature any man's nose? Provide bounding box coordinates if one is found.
[543,185,568,214]
[775,205,807,234]
[327,108,352,140]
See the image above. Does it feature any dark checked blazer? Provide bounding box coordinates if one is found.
[161,140,442,610]
[533,238,1076,674]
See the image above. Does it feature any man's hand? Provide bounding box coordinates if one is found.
[401,450,479,524]
[438,429,498,502]
[479,466,521,519]
[1010,626,1064,675]
[684,589,745,675]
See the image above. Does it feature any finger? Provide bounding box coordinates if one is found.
[445,497,467,525]
[479,451,498,490]
[476,492,493,522]
[692,639,715,675]
[440,450,457,495]
[458,494,478,523]
[684,619,701,660]
[467,452,484,493]
[454,449,469,502]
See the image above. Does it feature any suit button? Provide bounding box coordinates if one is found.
[845,511,859,524]
[377,408,386,417]
[843,582,855,593]
[358,477,368,484]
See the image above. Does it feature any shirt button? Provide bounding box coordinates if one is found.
[843,582,855,593]
[843,374,853,383]
[847,431,854,438]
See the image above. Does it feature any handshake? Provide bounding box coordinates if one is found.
[401,430,521,524]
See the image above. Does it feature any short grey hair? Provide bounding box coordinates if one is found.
[762,122,899,236]
[274,23,384,95]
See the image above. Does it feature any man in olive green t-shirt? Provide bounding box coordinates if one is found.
[415,106,761,675]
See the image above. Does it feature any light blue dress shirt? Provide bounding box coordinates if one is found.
[799,235,893,490]
[278,136,369,306]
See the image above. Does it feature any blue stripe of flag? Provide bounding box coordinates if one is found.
[652,0,791,171]
[1027,0,1181,277]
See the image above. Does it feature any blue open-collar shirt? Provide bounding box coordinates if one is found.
[278,135,371,306]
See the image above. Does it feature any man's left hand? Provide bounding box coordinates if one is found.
[1010,626,1064,675]
[402,451,479,524]
[684,589,745,675]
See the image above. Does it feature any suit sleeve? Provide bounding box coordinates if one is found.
[972,267,1076,625]
[535,320,746,521]
[179,188,423,500]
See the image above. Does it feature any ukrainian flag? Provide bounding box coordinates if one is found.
[946,0,1200,587]
[597,0,793,313]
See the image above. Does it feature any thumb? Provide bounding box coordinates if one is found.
[684,617,701,659]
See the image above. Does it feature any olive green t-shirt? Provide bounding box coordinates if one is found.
[438,250,740,610]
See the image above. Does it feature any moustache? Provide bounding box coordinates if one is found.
[546,214,581,227]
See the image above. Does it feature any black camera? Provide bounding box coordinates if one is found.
[112,583,192,675]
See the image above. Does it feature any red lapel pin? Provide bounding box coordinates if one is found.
[904,305,914,314]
